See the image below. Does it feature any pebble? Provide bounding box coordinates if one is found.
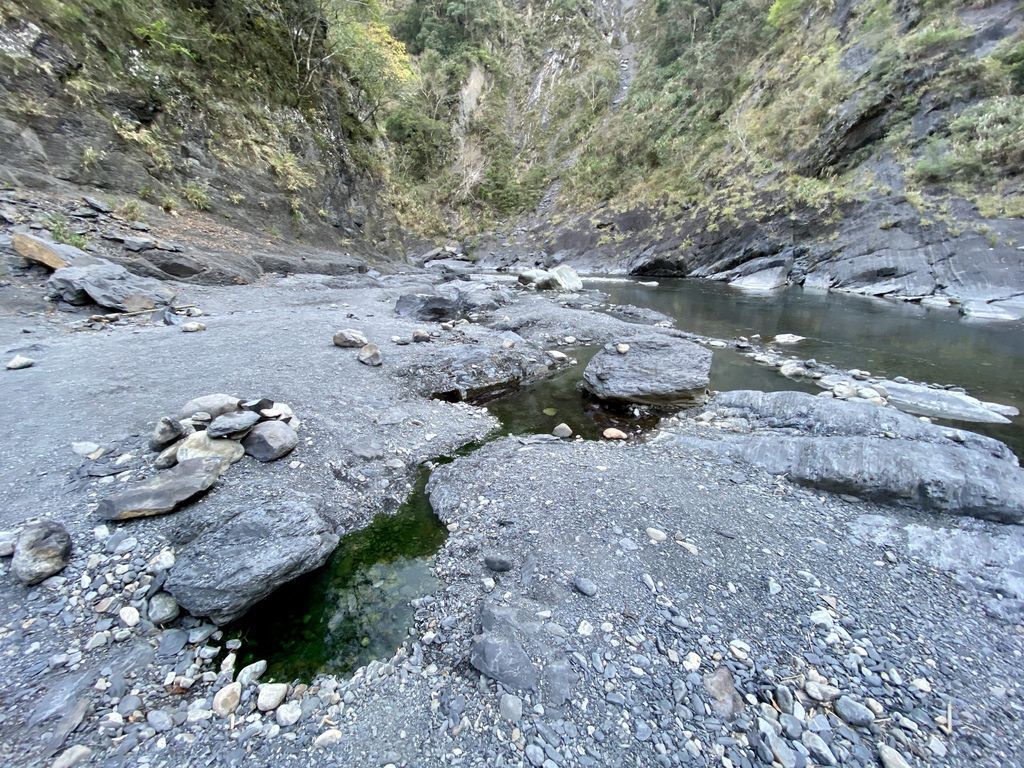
[525,744,545,766]
[835,695,874,727]
[603,428,628,440]
[118,606,140,627]
[146,709,173,732]
[237,660,267,686]
[148,592,179,624]
[358,343,383,366]
[276,701,302,727]
[212,682,241,716]
[6,354,34,369]
[315,729,343,748]
[500,694,522,722]
[484,554,514,572]
[182,322,206,332]
[52,745,92,768]
[646,527,667,542]
[877,744,912,768]
[615,343,630,354]
[552,423,573,438]
[258,683,289,711]
[573,576,598,596]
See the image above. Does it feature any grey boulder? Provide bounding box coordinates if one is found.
[394,293,462,322]
[688,391,1024,523]
[332,329,368,348]
[243,420,298,462]
[582,335,712,407]
[164,501,339,623]
[12,519,72,585]
[95,457,224,520]
[47,259,176,311]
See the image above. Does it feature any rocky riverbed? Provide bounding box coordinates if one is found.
[1,227,1023,768]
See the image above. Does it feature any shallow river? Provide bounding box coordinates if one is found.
[236,278,1024,679]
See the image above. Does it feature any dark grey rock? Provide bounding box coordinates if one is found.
[582,335,712,407]
[484,554,514,572]
[47,259,176,311]
[164,501,338,623]
[835,695,875,727]
[242,421,298,462]
[12,519,71,585]
[95,458,223,520]
[689,391,1024,523]
[469,629,539,691]
[395,293,461,322]
[206,410,261,439]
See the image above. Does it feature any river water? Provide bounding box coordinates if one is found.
[600,278,1024,455]
[236,278,1024,679]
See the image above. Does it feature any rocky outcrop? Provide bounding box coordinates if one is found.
[164,501,339,624]
[582,335,712,407]
[687,391,1024,523]
[47,259,176,311]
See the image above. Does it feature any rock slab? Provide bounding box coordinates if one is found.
[96,457,223,520]
[582,335,712,407]
[165,501,338,623]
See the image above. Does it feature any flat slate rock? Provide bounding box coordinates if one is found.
[95,458,224,520]
[582,334,712,407]
[47,259,176,312]
[206,410,261,438]
[164,500,338,623]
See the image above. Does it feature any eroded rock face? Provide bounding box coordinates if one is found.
[47,259,176,311]
[689,391,1024,523]
[582,335,712,407]
[164,501,339,623]
[12,519,71,585]
[95,458,224,521]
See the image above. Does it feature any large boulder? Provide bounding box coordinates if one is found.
[407,343,551,401]
[12,519,71,585]
[164,501,338,623]
[582,335,713,407]
[689,391,1024,523]
[96,457,224,521]
[730,434,1024,524]
[47,259,176,311]
[394,293,462,322]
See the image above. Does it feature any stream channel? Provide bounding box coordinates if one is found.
[235,278,1024,680]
